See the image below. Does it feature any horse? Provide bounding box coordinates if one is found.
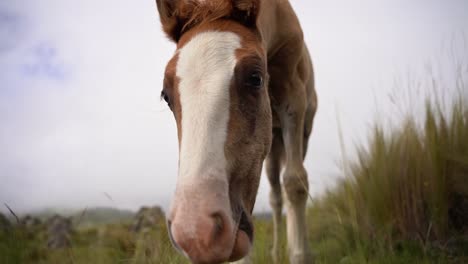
[155,0,317,263]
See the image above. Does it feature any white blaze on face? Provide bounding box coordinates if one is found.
[176,31,241,187]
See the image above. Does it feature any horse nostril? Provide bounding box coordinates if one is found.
[167,220,188,258]
[211,212,225,240]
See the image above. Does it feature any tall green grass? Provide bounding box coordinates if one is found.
[307,92,468,263]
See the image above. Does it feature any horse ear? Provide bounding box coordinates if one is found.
[156,0,184,42]
[232,0,260,28]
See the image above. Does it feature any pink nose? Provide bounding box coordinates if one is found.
[168,209,235,263]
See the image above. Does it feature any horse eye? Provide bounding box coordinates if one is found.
[246,72,263,88]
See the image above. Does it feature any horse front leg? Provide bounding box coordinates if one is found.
[265,130,285,263]
[278,84,313,264]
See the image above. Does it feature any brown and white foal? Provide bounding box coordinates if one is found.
[155,0,317,263]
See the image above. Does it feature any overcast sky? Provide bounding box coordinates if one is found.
[1,0,467,214]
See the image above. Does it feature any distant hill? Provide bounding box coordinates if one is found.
[22,207,135,227]
[72,207,135,227]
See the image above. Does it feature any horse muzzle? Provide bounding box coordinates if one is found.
[167,179,253,263]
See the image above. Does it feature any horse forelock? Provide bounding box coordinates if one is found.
[175,0,257,34]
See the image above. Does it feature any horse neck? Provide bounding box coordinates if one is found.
[258,0,302,54]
